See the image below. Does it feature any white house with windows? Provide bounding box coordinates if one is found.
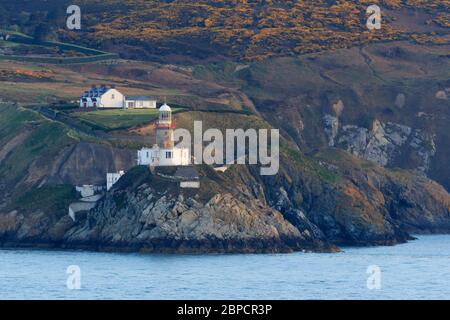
[80,85,124,109]
[125,96,157,109]
[137,104,190,167]
[80,86,157,109]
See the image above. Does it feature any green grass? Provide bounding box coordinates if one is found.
[0,105,40,145]
[0,53,119,64]
[281,142,341,184]
[11,185,78,219]
[193,61,247,86]
[0,122,74,185]
[0,105,75,186]
[0,41,20,48]
[71,108,183,130]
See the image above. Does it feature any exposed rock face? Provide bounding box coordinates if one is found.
[324,116,436,173]
[0,209,74,247]
[47,142,136,185]
[339,120,412,167]
[380,174,450,233]
[63,167,333,253]
[242,43,449,191]
[298,150,450,245]
[323,114,340,147]
[1,155,450,253]
[61,150,450,253]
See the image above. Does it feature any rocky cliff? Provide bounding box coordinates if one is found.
[324,116,436,174]
[229,42,450,191]
[63,166,333,253]
[1,140,450,253]
[60,151,450,253]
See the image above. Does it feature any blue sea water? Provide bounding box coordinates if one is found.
[0,235,449,300]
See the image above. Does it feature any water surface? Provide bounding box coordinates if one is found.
[1,235,449,299]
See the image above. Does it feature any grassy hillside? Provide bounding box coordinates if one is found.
[72,108,184,130]
[1,1,448,62]
[10,185,78,219]
[72,0,450,61]
[0,105,76,189]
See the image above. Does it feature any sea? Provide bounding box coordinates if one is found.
[1,235,449,300]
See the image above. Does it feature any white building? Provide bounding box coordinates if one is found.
[137,104,191,167]
[138,146,190,167]
[80,85,125,109]
[125,96,157,109]
[107,170,125,191]
[69,202,97,222]
[75,185,104,198]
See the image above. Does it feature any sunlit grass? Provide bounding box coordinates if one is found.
[72,108,183,130]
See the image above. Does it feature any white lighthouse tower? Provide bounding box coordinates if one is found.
[156,103,175,149]
[137,104,190,167]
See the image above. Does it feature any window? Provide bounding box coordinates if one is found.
[112,94,115,99]
[166,151,173,159]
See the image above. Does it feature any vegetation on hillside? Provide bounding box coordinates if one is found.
[0,105,75,188]
[65,0,449,61]
[72,108,182,130]
[10,185,78,218]
[1,0,447,62]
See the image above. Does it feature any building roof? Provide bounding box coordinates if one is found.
[81,86,111,98]
[126,96,154,101]
[174,166,200,180]
[160,103,172,112]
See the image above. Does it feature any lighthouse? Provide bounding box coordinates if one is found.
[156,103,175,149]
[137,103,191,167]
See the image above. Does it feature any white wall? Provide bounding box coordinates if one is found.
[107,171,125,191]
[159,148,190,166]
[180,181,200,189]
[126,99,157,109]
[76,185,104,197]
[99,89,125,108]
[137,147,190,166]
[76,185,96,197]
[80,98,95,108]
[69,202,97,222]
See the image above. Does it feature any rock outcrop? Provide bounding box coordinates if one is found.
[297,150,450,245]
[323,114,340,147]
[324,116,436,173]
[47,141,136,186]
[63,166,334,253]
[1,152,450,253]
[57,152,450,253]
